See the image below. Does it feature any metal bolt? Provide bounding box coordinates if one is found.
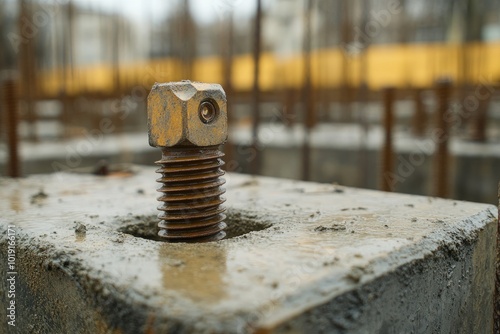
[147,81,228,242]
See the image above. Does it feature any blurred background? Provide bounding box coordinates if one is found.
[0,0,499,203]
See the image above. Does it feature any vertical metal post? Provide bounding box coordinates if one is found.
[112,13,120,95]
[250,0,262,175]
[321,0,335,125]
[67,0,75,84]
[60,1,71,139]
[0,2,4,78]
[112,16,124,134]
[434,79,452,198]
[283,88,296,128]
[19,0,37,142]
[357,3,370,189]
[412,88,426,137]
[3,79,20,177]
[339,0,352,122]
[471,95,490,142]
[182,0,194,79]
[222,10,234,168]
[380,87,395,192]
[357,82,369,188]
[301,0,314,181]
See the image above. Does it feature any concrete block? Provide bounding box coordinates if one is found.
[0,167,497,333]
[495,182,500,333]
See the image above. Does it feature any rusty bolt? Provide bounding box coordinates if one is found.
[147,81,228,242]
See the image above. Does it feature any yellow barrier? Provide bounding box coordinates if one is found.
[37,42,500,97]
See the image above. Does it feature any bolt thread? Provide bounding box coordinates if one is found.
[155,146,226,242]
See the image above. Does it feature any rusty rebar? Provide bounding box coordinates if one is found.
[433,79,452,198]
[470,95,491,142]
[19,0,37,142]
[283,88,296,128]
[380,87,395,192]
[412,88,427,137]
[357,83,370,188]
[2,80,20,178]
[221,10,234,169]
[181,0,195,79]
[301,0,314,181]
[250,0,262,175]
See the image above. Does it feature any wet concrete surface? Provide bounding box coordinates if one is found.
[0,167,497,333]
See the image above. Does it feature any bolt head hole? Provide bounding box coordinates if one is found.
[198,100,218,124]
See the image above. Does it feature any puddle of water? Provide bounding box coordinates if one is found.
[159,243,227,301]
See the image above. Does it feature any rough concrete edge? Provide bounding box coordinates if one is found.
[262,220,496,334]
[0,228,189,334]
[256,205,498,332]
[496,181,500,334]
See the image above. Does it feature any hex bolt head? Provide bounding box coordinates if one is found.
[147,80,228,147]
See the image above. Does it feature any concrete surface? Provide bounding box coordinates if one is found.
[0,166,497,333]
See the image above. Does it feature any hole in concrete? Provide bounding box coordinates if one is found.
[118,209,272,242]
[224,210,273,239]
[118,215,164,242]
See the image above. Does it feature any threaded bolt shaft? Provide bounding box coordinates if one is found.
[155,146,227,242]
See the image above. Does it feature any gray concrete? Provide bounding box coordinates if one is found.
[0,167,497,333]
[496,183,500,333]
